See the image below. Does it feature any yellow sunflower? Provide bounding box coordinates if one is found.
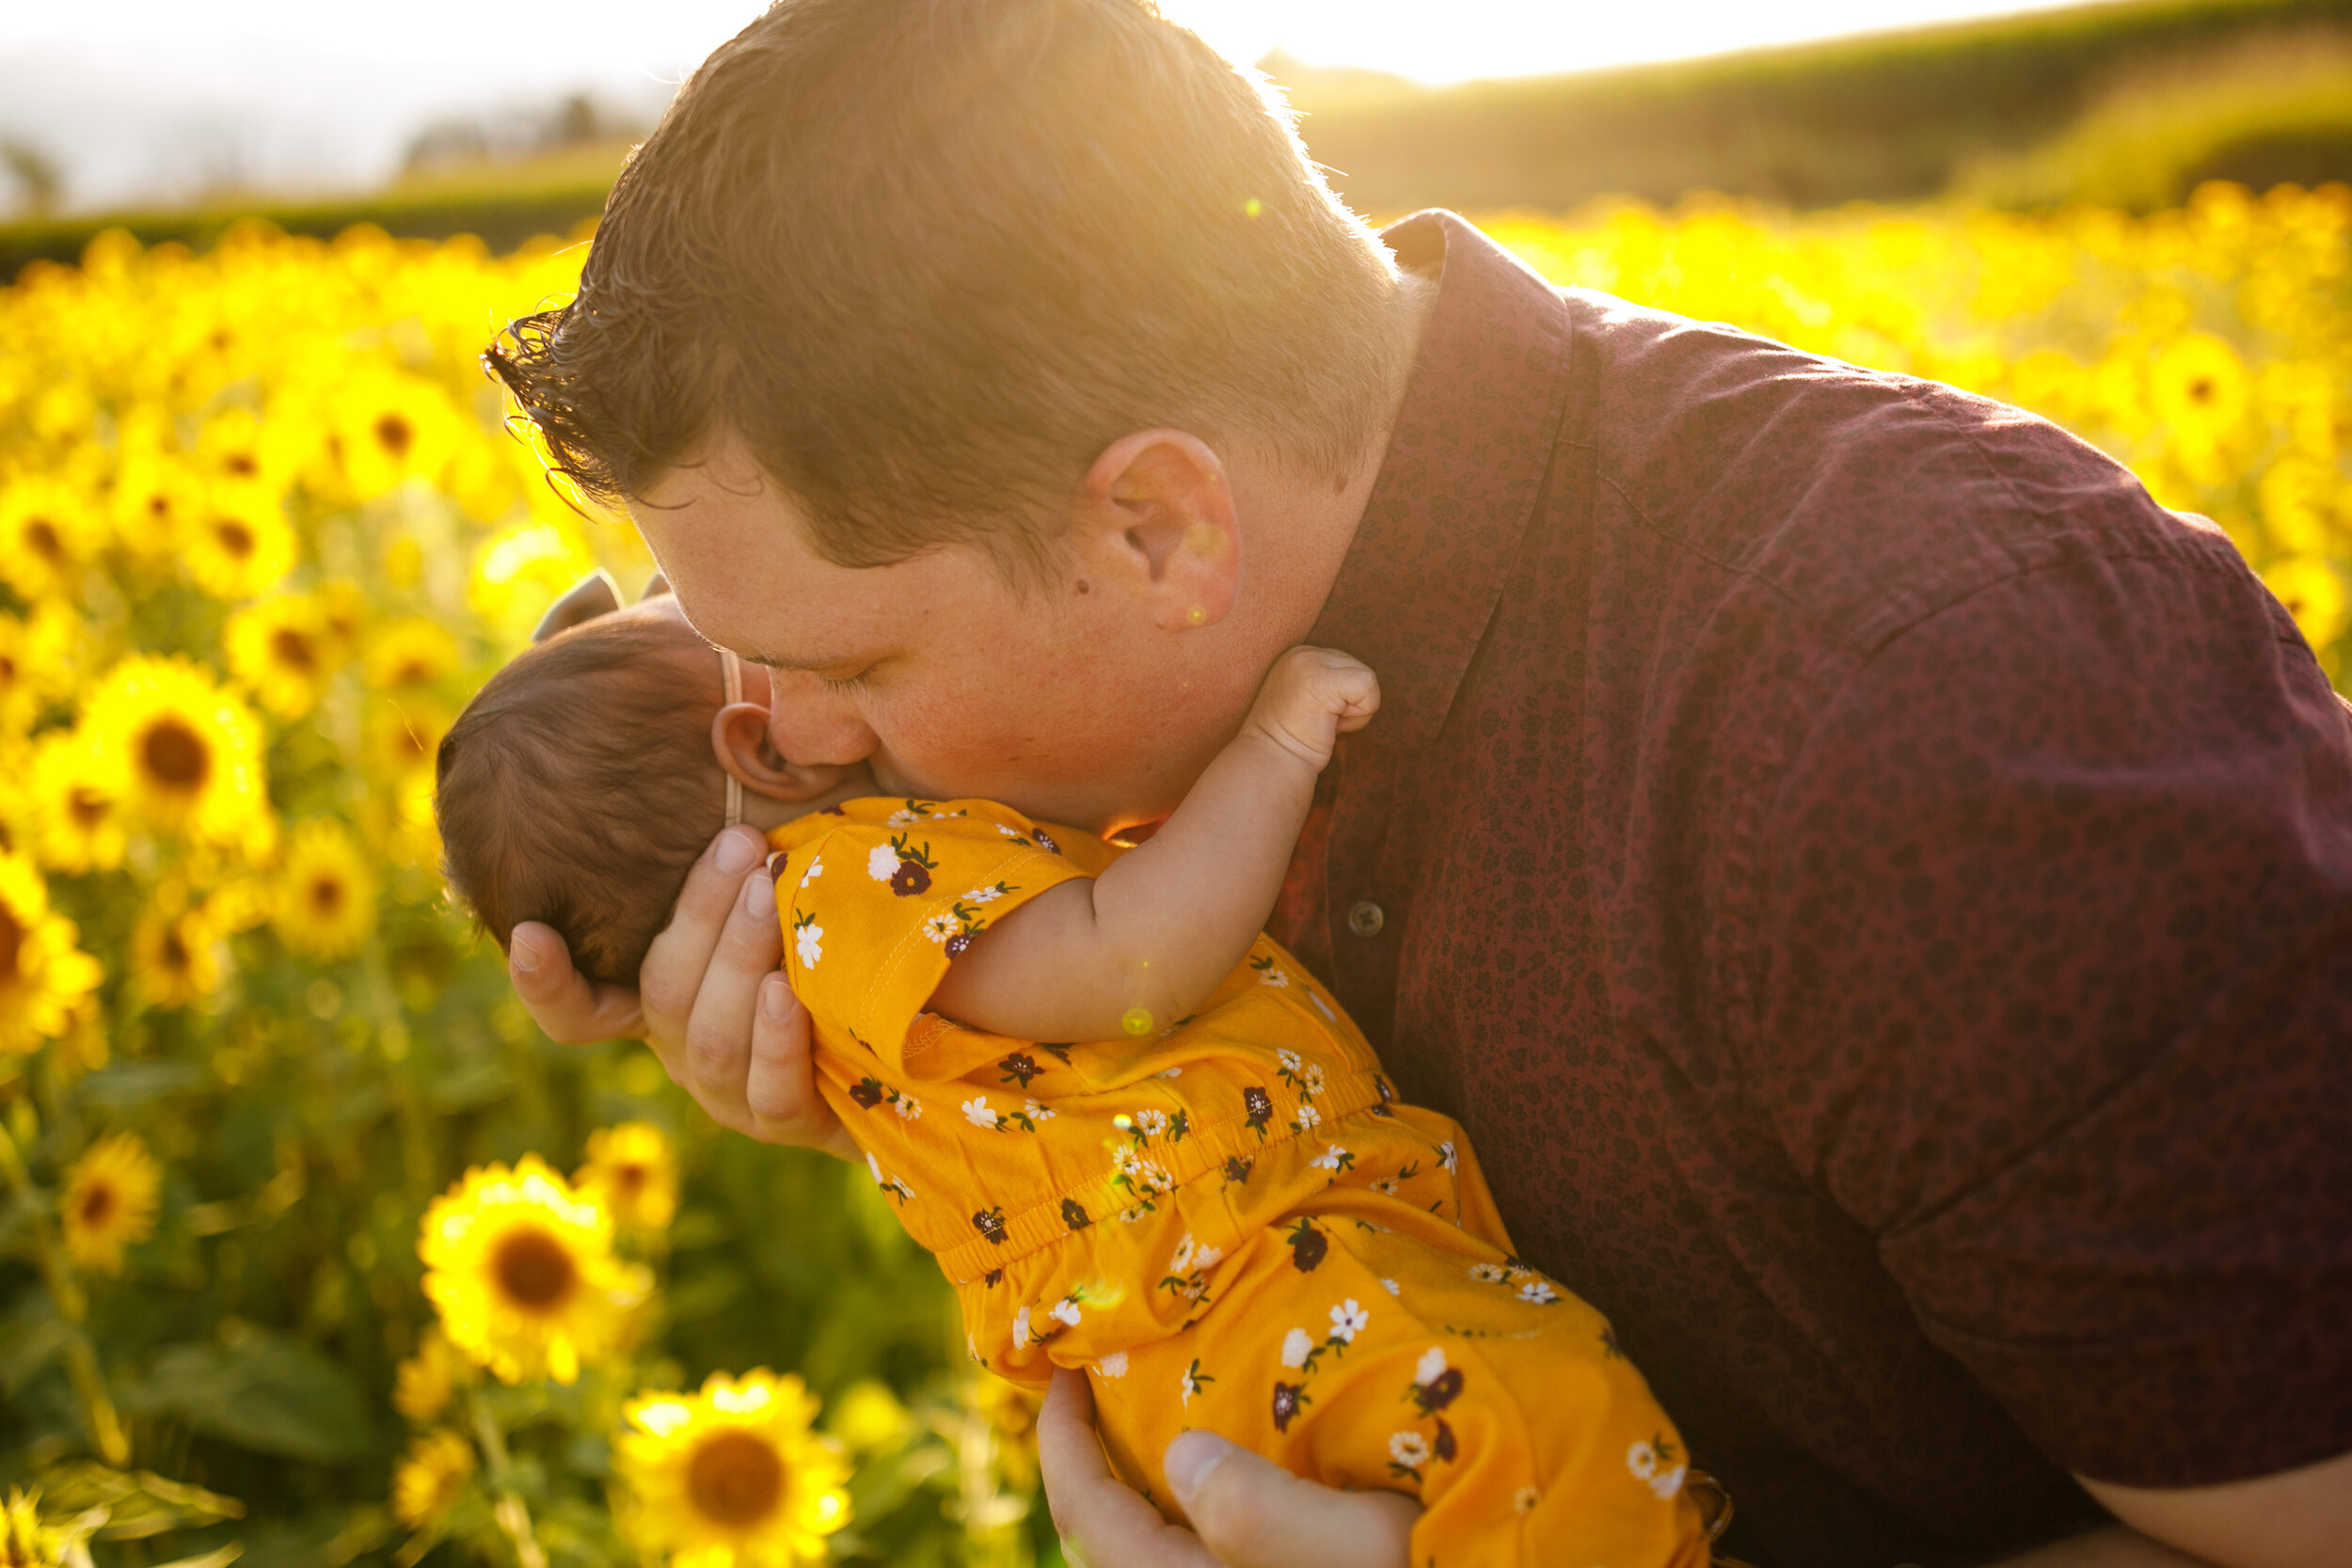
[183,483,295,601]
[79,655,269,848]
[418,1156,648,1386]
[130,895,222,1010]
[2263,557,2348,652]
[2150,333,2250,440]
[194,405,288,491]
[0,615,43,737]
[0,854,103,1056]
[0,1485,89,1568]
[367,697,450,784]
[577,1122,679,1232]
[617,1370,850,1568]
[226,594,342,721]
[332,369,463,500]
[364,618,461,692]
[109,454,200,565]
[28,734,123,874]
[392,1328,469,1423]
[58,1130,162,1275]
[272,818,377,962]
[0,475,91,602]
[390,1429,476,1531]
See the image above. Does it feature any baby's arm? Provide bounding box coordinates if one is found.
[927,647,1378,1041]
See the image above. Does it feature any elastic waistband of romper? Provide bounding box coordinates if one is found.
[937,1067,1390,1285]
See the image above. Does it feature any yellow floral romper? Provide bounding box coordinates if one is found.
[771,798,1710,1568]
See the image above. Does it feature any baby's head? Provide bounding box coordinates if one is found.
[435,593,862,986]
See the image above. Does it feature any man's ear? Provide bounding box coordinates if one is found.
[1073,430,1240,631]
[712,703,858,802]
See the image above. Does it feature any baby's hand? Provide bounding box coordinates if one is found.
[1243,646,1381,772]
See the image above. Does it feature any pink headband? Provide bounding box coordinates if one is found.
[720,647,744,829]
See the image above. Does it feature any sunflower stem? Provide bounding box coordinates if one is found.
[470,1396,546,1568]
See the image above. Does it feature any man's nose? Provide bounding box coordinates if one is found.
[766,679,881,768]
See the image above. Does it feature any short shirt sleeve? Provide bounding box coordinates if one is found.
[769,799,1104,1082]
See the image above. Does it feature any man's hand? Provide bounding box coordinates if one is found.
[508,824,856,1158]
[1040,1369,1415,1568]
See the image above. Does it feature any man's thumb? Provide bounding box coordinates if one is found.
[1163,1430,1418,1568]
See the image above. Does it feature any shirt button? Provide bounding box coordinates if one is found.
[1346,900,1386,938]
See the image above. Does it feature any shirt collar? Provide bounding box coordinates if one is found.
[1309,211,1575,752]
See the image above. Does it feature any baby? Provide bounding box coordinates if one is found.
[437,585,1718,1567]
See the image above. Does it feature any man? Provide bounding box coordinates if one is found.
[489,1,2352,1563]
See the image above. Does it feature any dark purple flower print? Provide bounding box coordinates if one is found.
[1271,1381,1308,1432]
[1033,828,1059,854]
[849,1077,885,1109]
[890,858,931,896]
[1061,1197,1091,1231]
[1286,1218,1327,1273]
[973,1207,1007,1244]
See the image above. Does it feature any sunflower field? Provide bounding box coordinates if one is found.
[0,182,2344,1568]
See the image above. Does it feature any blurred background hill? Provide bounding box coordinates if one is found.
[4,0,2351,277]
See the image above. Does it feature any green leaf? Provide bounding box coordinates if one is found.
[127,1332,375,1465]
[0,1292,68,1394]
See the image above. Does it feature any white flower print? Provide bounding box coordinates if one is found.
[1276,1048,1301,1074]
[1180,1362,1208,1405]
[1513,1485,1540,1514]
[1294,1102,1323,1132]
[894,1096,922,1120]
[1438,1140,1458,1173]
[961,1097,1003,1131]
[1259,965,1290,988]
[1518,1280,1559,1306]
[1168,1233,1198,1275]
[866,1151,882,1184]
[1388,1432,1430,1473]
[795,922,825,970]
[1328,1299,1370,1342]
[867,844,902,881]
[1416,1346,1447,1386]
[1050,1296,1083,1328]
[1023,1099,1055,1123]
[1303,1064,1327,1096]
[1136,1109,1168,1139]
[1627,1438,1688,1500]
[1379,1277,1401,1297]
[1011,1307,1031,1348]
[1310,1143,1349,1172]
[886,807,921,828]
[996,822,1023,838]
[1279,1328,1314,1369]
[1094,1351,1128,1378]
[964,884,1004,904]
[1371,1177,1400,1196]
[1470,1262,1508,1284]
[1192,1243,1222,1272]
[921,911,960,943]
[799,855,824,889]
[1156,1067,1184,1079]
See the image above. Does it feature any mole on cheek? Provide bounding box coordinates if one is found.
[1074,579,1090,594]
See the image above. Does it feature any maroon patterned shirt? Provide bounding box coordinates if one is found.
[1272,213,2352,1568]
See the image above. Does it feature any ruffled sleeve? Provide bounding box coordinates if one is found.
[769,799,1105,1081]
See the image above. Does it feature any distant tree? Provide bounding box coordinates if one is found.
[0,138,63,218]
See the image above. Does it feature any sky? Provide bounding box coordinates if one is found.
[0,0,2076,213]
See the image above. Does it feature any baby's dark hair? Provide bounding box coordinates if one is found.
[436,611,729,987]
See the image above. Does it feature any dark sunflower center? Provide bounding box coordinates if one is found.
[2187,375,2214,405]
[490,1226,577,1310]
[139,718,211,790]
[24,519,62,562]
[213,518,256,560]
[269,627,318,672]
[374,413,416,459]
[78,1181,116,1227]
[307,874,344,916]
[161,925,191,971]
[612,1164,647,1198]
[0,654,17,686]
[68,788,108,829]
[687,1430,786,1528]
[0,907,22,979]
[225,452,258,477]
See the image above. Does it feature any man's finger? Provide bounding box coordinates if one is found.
[670,858,785,1134]
[746,974,856,1158]
[510,922,644,1044]
[640,826,772,1045]
[1040,1369,1220,1568]
[1166,1430,1417,1568]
